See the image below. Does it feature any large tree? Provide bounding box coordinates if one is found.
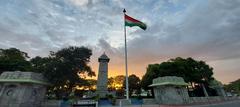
[30,56,49,73]
[0,48,31,74]
[123,74,141,97]
[141,57,214,95]
[31,46,95,99]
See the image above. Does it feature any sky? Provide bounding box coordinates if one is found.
[0,0,240,84]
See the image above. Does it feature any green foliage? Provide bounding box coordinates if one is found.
[108,77,115,90]
[108,75,125,98]
[93,94,100,101]
[0,48,31,73]
[141,57,214,90]
[123,74,141,97]
[106,94,116,105]
[31,46,95,99]
[0,47,95,99]
[78,79,97,91]
[114,75,125,85]
[224,79,240,94]
[108,75,125,90]
[141,64,160,90]
[108,74,141,98]
[30,56,50,73]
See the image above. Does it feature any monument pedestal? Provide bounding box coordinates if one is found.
[149,76,190,104]
[96,90,108,98]
[0,71,49,107]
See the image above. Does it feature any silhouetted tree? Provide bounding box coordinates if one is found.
[141,57,214,96]
[224,79,240,95]
[108,75,125,98]
[0,48,31,73]
[31,46,95,99]
[123,74,141,97]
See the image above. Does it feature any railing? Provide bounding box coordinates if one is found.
[72,100,98,107]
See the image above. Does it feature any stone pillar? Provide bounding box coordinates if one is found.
[96,53,110,98]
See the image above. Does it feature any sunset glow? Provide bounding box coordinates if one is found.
[1,0,240,84]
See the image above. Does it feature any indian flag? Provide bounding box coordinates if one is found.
[125,14,147,30]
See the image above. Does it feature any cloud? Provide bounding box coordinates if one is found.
[0,0,240,83]
[70,0,89,7]
[0,0,123,56]
[126,0,240,61]
[91,0,240,83]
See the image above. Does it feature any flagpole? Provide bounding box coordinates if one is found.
[123,9,129,100]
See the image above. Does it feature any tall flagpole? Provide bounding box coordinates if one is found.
[123,9,129,100]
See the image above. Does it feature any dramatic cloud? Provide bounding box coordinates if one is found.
[0,0,240,83]
[124,0,240,83]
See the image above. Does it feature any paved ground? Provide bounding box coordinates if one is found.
[101,100,240,107]
[190,100,240,107]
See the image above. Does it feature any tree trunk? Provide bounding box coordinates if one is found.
[150,88,155,97]
[202,83,209,97]
[190,82,194,89]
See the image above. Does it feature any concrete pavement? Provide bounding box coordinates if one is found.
[190,100,240,107]
[100,100,240,107]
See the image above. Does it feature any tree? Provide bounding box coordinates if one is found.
[78,79,97,91]
[123,74,141,97]
[141,64,160,91]
[224,79,240,95]
[108,77,115,91]
[0,48,31,74]
[108,75,125,97]
[141,57,214,96]
[108,75,125,90]
[30,56,49,73]
[31,46,95,99]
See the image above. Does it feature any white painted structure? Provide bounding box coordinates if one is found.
[96,53,110,98]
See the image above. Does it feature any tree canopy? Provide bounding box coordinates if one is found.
[141,57,214,90]
[224,79,240,95]
[0,48,31,73]
[108,75,125,91]
[31,46,95,99]
[107,75,125,97]
[123,74,141,97]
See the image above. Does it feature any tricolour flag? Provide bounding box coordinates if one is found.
[125,14,147,30]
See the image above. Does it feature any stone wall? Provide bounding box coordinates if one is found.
[189,96,240,104]
[0,84,46,106]
[0,71,48,107]
[143,98,157,104]
[153,86,189,104]
[190,96,223,103]
[150,76,190,105]
[41,100,61,107]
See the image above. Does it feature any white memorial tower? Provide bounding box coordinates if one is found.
[96,53,110,98]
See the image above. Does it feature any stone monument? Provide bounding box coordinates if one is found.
[96,53,110,98]
[0,71,49,107]
[209,79,226,98]
[149,76,190,104]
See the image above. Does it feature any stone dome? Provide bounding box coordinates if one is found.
[149,76,189,87]
[98,53,110,62]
